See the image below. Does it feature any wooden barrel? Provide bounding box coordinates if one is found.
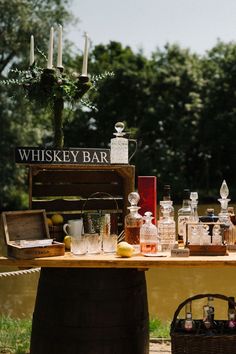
[30,268,149,354]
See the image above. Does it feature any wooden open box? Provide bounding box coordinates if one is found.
[1,209,65,259]
[186,222,228,256]
[28,164,135,233]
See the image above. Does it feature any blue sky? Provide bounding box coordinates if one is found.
[67,0,236,57]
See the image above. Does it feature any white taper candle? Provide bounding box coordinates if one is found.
[47,27,54,69]
[30,35,34,66]
[57,25,63,68]
[82,32,89,76]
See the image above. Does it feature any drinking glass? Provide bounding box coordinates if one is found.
[103,234,117,253]
[71,235,87,255]
[86,233,102,254]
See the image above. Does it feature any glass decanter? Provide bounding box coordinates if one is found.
[159,184,174,221]
[125,192,143,252]
[159,201,176,251]
[218,180,231,227]
[140,211,160,254]
[178,189,191,245]
[110,122,129,164]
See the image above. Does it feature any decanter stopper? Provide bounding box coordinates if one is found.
[220,180,229,199]
[114,122,126,136]
[128,192,140,207]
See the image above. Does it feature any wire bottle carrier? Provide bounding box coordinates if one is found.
[171,293,236,354]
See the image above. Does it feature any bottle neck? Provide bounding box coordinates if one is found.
[182,199,191,208]
[128,206,140,216]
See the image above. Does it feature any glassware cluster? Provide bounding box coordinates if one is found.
[123,179,236,255]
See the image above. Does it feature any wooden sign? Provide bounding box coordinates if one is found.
[15,147,110,165]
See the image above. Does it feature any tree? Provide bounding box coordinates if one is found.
[0,0,73,210]
[200,41,236,196]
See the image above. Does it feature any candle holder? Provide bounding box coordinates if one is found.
[2,60,113,148]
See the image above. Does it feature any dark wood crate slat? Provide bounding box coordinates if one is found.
[33,170,122,184]
[32,183,123,198]
[32,198,123,212]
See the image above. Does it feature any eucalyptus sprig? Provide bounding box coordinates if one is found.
[1,57,114,148]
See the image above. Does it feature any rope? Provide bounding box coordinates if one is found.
[0,267,41,278]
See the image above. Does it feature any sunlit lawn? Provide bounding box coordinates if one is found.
[0,316,170,353]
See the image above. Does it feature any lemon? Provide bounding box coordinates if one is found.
[63,235,71,250]
[117,241,134,258]
[51,214,64,225]
[46,217,53,226]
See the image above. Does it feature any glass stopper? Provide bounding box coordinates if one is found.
[190,192,198,201]
[115,122,125,134]
[220,180,229,199]
[128,192,140,206]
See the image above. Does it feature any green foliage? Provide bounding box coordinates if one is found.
[1,0,236,209]
[0,0,73,209]
[149,317,170,338]
[65,41,236,201]
[0,316,31,354]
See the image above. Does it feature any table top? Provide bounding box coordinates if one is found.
[1,252,236,268]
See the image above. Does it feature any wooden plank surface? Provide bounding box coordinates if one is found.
[1,253,236,269]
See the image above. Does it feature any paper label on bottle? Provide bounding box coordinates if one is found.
[178,215,190,243]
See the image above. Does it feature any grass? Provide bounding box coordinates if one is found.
[0,316,170,353]
[149,317,171,339]
[0,317,31,354]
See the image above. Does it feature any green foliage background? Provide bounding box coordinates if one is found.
[1,0,236,210]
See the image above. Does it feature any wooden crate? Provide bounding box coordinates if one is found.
[28,164,135,234]
[187,244,227,256]
[1,209,65,259]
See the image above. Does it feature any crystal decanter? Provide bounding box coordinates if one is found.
[125,192,143,252]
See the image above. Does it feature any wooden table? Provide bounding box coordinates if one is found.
[2,252,236,354]
[1,252,236,269]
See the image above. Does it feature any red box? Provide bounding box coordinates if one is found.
[138,176,157,224]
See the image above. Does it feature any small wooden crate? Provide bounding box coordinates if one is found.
[186,222,228,256]
[1,209,65,259]
[187,244,227,256]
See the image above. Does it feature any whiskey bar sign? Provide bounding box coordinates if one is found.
[15,147,110,165]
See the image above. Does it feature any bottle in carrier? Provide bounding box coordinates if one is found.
[227,297,236,330]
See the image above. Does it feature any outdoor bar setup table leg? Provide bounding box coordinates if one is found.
[30,267,149,354]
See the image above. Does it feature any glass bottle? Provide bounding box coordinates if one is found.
[110,122,129,164]
[140,211,159,254]
[218,180,231,227]
[228,297,236,329]
[159,201,176,251]
[208,296,215,321]
[199,208,218,239]
[183,302,195,332]
[125,192,143,252]
[199,208,218,223]
[218,180,234,245]
[189,192,199,222]
[184,312,195,332]
[203,305,212,329]
[211,224,222,245]
[159,184,174,221]
[178,189,191,245]
[228,207,236,225]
